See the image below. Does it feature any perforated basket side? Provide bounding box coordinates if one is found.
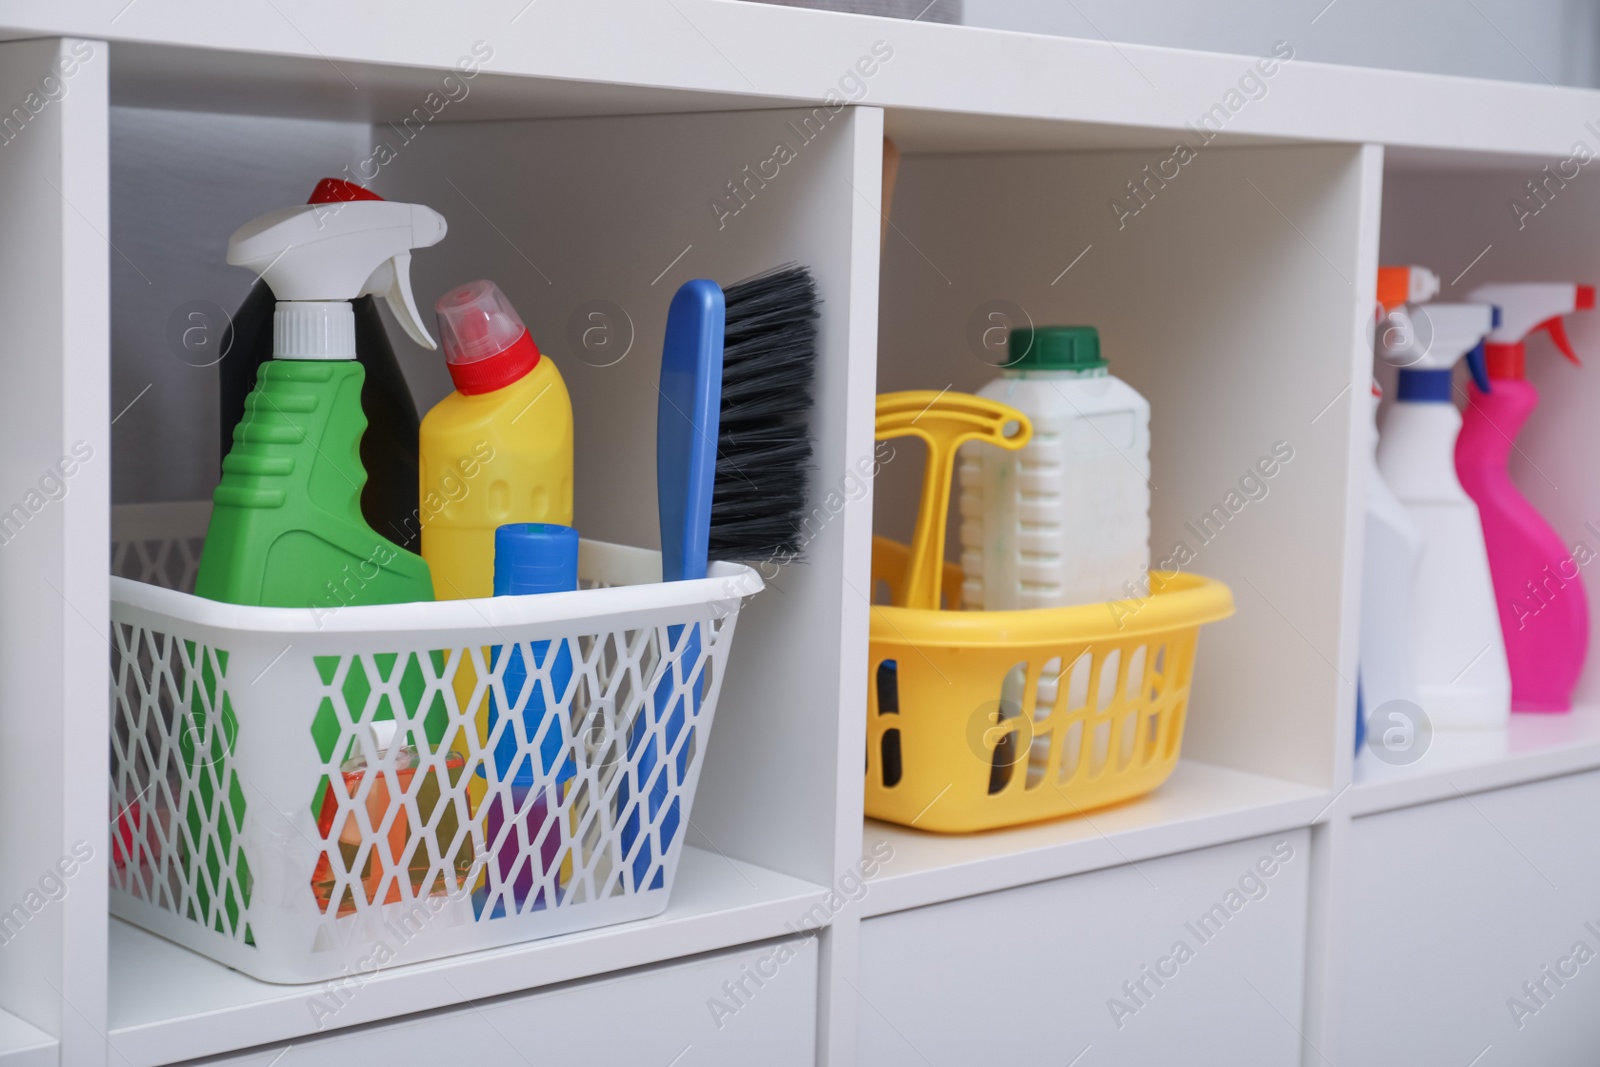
[108,542,760,982]
[866,622,1202,832]
[109,623,254,944]
[864,536,1232,833]
[111,501,211,593]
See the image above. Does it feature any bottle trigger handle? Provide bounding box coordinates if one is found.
[364,253,436,350]
[1465,341,1492,394]
[1538,315,1582,366]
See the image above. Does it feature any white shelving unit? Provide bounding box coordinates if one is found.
[862,762,1328,918]
[1352,703,1600,815]
[3,3,1600,1064]
[0,1012,54,1067]
[106,848,824,1067]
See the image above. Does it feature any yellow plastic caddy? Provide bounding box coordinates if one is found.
[866,391,1234,832]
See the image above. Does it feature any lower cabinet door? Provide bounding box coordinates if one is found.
[194,936,817,1067]
[1340,769,1600,1066]
[858,829,1310,1066]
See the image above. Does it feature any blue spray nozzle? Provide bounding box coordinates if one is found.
[1490,304,1503,330]
[1465,341,1492,394]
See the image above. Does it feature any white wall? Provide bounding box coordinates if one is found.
[963,0,1600,88]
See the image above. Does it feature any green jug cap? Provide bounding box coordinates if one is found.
[1008,325,1105,370]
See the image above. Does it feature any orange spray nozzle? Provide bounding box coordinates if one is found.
[1377,265,1441,312]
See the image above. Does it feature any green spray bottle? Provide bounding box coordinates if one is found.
[195,198,445,609]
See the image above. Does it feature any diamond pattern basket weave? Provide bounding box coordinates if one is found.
[109,506,761,983]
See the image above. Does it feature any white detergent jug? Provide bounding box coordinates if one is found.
[959,326,1151,611]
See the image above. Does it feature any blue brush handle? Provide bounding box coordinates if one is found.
[657,279,725,582]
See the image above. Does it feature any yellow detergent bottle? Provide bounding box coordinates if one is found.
[421,280,573,600]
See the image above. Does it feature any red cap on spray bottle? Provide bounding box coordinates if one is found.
[1469,283,1594,380]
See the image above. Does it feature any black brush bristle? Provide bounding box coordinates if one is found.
[709,264,818,564]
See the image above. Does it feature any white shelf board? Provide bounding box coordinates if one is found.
[0,1008,53,1067]
[859,760,1328,918]
[1350,703,1600,816]
[1,0,1597,158]
[107,846,823,1067]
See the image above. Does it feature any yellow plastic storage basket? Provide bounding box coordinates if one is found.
[866,391,1234,833]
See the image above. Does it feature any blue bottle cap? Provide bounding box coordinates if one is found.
[493,523,579,596]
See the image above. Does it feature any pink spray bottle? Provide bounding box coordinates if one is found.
[1459,282,1596,711]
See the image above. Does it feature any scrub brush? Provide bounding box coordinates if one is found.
[657,264,819,580]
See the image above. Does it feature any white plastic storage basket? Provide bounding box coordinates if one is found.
[109,504,762,983]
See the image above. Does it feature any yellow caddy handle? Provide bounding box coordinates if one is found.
[875,391,1032,612]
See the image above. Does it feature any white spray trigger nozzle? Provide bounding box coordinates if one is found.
[363,253,435,349]
[1379,303,1495,372]
[227,200,447,350]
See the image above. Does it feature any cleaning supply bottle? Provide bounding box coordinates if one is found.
[478,523,580,918]
[195,196,444,608]
[1376,302,1509,730]
[1357,264,1438,751]
[1377,264,1440,313]
[1459,283,1596,712]
[220,178,426,550]
[1359,379,1425,746]
[958,325,1150,610]
[310,718,468,915]
[420,281,573,600]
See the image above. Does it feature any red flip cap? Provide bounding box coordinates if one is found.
[445,331,540,394]
[435,280,540,395]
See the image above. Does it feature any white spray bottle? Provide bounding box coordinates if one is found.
[1358,266,1438,751]
[195,198,447,607]
[1361,379,1426,746]
[1376,302,1510,730]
